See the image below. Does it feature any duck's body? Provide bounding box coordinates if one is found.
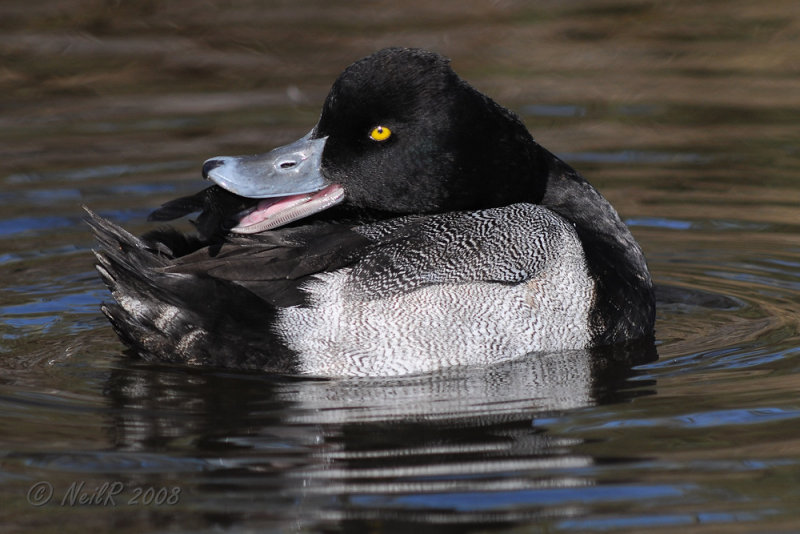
[89,48,654,377]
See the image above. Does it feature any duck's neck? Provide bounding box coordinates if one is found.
[539,153,655,345]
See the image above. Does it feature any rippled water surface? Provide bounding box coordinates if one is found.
[2,1,800,532]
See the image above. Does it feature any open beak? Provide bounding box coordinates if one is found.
[202,131,344,234]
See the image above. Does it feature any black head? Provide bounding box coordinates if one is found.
[315,48,546,213]
[199,48,550,233]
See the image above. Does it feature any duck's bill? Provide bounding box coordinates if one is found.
[202,132,344,234]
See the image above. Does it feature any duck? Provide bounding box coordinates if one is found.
[87,47,655,377]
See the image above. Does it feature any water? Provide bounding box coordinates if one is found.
[2,1,800,531]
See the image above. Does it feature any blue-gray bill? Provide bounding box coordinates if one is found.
[202,132,344,234]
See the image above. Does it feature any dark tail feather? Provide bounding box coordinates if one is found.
[84,208,295,372]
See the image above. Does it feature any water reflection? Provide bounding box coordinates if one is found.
[95,342,656,529]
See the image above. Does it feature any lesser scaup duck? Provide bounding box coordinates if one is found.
[88,47,655,377]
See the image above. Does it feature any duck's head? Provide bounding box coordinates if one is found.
[202,47,548,234]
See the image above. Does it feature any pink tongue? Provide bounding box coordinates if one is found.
[259,193,310,218]
[238,193,310,227]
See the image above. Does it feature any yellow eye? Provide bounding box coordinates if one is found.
[369,125,392,142]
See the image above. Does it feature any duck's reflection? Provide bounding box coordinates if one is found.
[103,342,656,531]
